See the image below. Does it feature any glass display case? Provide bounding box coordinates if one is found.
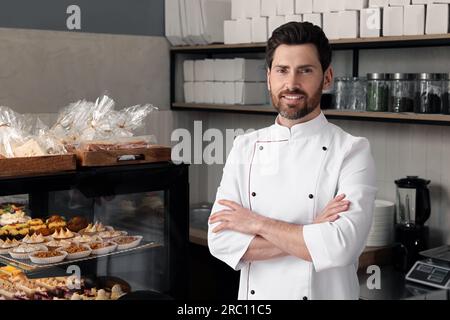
[0,162,189,300]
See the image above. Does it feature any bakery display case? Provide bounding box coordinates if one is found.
[0,162,189,300]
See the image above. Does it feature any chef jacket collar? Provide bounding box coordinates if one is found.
[271,111,328,140]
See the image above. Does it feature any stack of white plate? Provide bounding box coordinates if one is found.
[366,200,395,247]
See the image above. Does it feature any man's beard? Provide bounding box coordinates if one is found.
[271,84,323,121]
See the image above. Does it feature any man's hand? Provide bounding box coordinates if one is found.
[313,194,350,224]
[209,200,263,235]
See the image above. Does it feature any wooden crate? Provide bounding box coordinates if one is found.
[0,154,76,178]
[76,145,172,167]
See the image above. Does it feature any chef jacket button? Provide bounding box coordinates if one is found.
[322,146,327,151]
[259,146,264,151]
[252,192,257,197]
[303,296,308,300]
[250,290,255,295]
[308,194,314,199]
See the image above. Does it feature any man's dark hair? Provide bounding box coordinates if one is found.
[266,22,332,73]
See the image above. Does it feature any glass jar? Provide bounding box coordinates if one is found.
[440,74,450,115]
[366,73,389,112]
[332,77,351,110]
[388,73,416,113]
[414,73,443,114]
[348,77,367,111]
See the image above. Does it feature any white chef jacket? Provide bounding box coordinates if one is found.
[208,112,377,300]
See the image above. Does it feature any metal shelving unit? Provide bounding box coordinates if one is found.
[170,34,450,126]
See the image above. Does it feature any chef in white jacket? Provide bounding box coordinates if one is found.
[208,22,377,300]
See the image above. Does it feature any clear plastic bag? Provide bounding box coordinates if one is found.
[50,94,158,149]
[0,106,67,158]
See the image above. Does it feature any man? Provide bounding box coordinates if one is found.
[208,22,377,300]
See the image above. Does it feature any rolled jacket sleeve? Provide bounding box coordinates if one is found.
[303,137,377,273]
[208,136,255,271]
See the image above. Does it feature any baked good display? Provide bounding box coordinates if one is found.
[21,233,46,244]
[28,218,44,226]
[45,239,72,251]
[51,228,75,240]
[0,211,31,226]
[0,203,25,215]
[67,216,89,232]
[98,229,127,240]
[72,234,102,244]
[81,222,106,234]
[89,241,117,255]
[113,235,143,250]
[0,238,20,254]
[9,244,48,260]
[29,250,67,264]
[59,243,91,260]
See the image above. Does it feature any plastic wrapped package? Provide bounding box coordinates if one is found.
[0,106,67,158]
[50,94,158,148]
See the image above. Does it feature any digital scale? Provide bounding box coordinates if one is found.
[406,245,450,290]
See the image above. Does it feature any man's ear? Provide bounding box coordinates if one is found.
[323,66,334,91]
[267,68,271,91]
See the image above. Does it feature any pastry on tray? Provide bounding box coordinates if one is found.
[45,239,72,250]
[21,233,46,244]
[51,228,75,240]
[67,216,89,232]
[81,222,106,234]
[9,244,47,260]
[29,250,67,264]
[112,235,143,250]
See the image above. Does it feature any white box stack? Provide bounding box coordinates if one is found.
[303,13,323,27]
[323,12,341,39]
[261,0,278,16]
[252,17,269,42]
[360,8,382,37]
[403,5,425,35]
[295,0,313,13]
[184,58,269,105]
[277,0,295,15]
[345,0,369,10]
[383,6,404,36]
[269,15,287,35]
[425,4,449,34]
[339,10,360,38]
[285,14,303,23]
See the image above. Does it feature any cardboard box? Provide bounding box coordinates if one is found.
[231,0,246,19]
[369,0,389,6]
[184,82,195,103]
[360,8,381,37]
[345,0,369,10]
[383,6,404,36]
[313,0,329,12]
[251,17,269,42]
[323,12,341,39]
[389,0,411,5]
[194,82,206,103]
[183,60,195,82]
[224,20,238,44]
[261,0,278,16]
[295,0,313,13]
[285,14,303,23]
[303,13,322,27]
[245,0,262,18]
[425,4,449,34]
[204,82,215,104]
[234,59,267,82]
[224,82,236,104]
[277,0,295,15]
[268,15,287,35]
[213,82,226,104]
[213,59,235,82]
[403,5,425,35]
[339,10,360,38]
[328,0,346,11]
[236,19,253,43]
